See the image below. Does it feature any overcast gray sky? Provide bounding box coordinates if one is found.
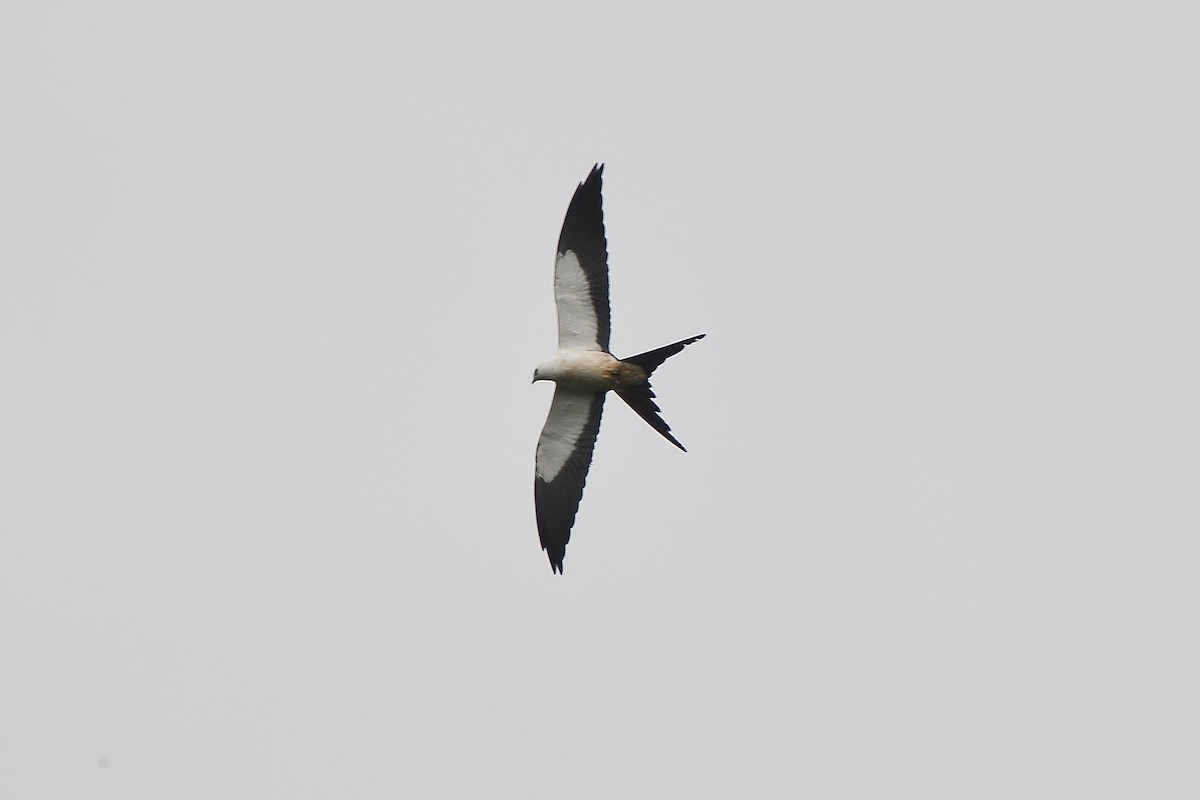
[2,1,1197,797]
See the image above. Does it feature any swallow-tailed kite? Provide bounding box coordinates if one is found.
[532,165,705,573]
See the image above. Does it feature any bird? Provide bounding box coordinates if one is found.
[532,164,705,573]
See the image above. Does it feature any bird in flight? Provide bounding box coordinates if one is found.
[532,164,705,573]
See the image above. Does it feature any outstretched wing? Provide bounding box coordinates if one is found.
[554,164,611,352]
[535,389,606,573]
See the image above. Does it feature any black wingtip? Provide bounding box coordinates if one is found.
[545,544,565,574]
[577,163,604,192]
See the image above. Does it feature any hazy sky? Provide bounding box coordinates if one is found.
[2,2,1197,797]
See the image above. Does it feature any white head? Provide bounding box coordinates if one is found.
[532,360,558,384]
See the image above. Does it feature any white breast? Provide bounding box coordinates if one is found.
[537,349,620,391]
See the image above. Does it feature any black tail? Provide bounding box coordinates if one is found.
[615,334,705,451]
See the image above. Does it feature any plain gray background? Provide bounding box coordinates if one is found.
[2,1,1197,797]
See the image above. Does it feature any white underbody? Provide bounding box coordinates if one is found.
[534,349,646,392]
[535,349,618,390]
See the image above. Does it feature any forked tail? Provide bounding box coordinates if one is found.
[615,334,705,451]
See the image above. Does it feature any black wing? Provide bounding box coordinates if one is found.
[554,164,611,351]
[534,389,606,573]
